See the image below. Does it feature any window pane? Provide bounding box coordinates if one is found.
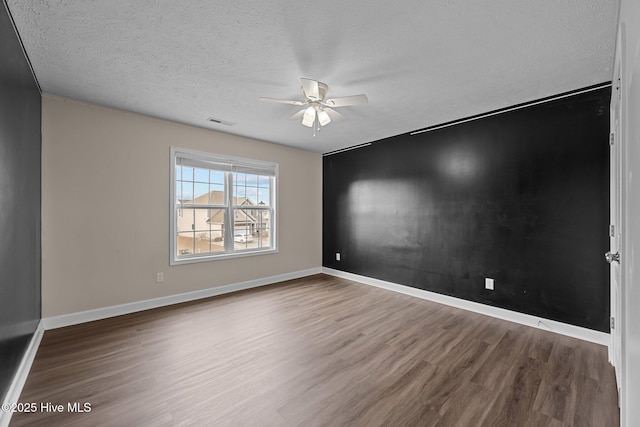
[233,171,263,205]
[177,232,195,256]
[257,187,270,206]
[176,181,183,202]
[209,185,225,205]
[180,166,193,181]
[235,184,246,199]
[245,173,258,186]
[233,208,271,251]
[192,230,224,255]
[177,208,195,233]
[234,173,245,186]
[178,208,225,256]
[254,210,271,249]
[194,182,209,203]
[194,168,209,183]
[210,170,225,185]
[206,208,226,230]
[178,181,193,204]
[244,186,258,203]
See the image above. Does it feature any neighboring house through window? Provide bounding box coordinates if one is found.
[170,147,277,264]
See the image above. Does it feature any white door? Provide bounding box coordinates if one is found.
[608,25,624,397]
[609,80,622,387]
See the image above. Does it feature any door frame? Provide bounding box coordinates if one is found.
[609,21,626,412]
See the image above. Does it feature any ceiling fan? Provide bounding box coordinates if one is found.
[260,78,368,135]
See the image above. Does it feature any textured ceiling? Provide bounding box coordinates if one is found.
[6,0,619,154]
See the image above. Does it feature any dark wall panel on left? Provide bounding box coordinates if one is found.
[0,3,42,402]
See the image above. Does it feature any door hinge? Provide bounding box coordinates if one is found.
[617,78,621,100]
[610,225,615,237]
[610,133,615,146]
[611,316,615,330]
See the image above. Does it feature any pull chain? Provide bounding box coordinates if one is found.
[313,112,319,137]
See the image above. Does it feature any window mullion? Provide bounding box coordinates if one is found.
[223,171,234,252]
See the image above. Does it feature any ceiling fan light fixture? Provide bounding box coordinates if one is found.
[317,109,331,126]
[302,106,316,127]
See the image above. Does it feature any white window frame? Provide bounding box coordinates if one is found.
[170,147,278,265]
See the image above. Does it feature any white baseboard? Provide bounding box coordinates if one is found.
[43,267,322,330]
[322,267,610,346]
[1,321,44,427]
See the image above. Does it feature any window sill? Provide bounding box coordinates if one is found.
[170,247,278,266]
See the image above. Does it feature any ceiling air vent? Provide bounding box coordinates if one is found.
[206,117,235,126]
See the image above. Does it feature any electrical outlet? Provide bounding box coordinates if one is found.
[485,277,494,290]
[156,272,164,283]
[336,252,341,261]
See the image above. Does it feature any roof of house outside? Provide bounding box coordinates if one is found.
[180,191,268,225]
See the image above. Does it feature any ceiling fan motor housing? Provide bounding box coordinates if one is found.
[306,81,329,101]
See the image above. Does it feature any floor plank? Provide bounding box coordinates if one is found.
[10,274,619,426]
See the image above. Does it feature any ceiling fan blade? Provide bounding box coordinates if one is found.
[324,94,368,107]
[300,78,320,101]
[324,107,345,122]
[259,97,305,106]
[289,109,306,120]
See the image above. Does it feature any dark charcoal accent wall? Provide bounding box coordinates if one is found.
[0,4,42,401]
[323,87,610,332]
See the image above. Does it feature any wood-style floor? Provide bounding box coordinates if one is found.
[11,274,619,426]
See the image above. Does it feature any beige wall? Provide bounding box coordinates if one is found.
[42,95,322,317]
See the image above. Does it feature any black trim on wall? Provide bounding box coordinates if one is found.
[2,1,41,93]
[0,2,42,401]
[409,83,611,137]
[323,87,610,332]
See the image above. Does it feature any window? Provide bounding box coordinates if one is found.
[170,147,277,264]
